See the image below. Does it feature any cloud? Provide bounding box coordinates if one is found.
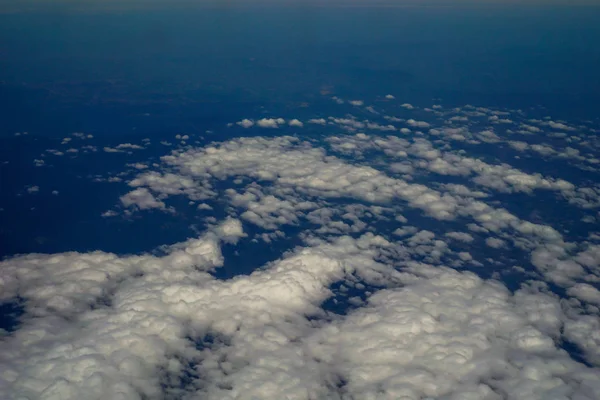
[256,118,285,128]
[288,119,304,128]
[237,119,254,128]
[302,264,598,399]
[120,187,166,210]
[4,99,600,399]
[3,222,598,400]
[406,119,430,128]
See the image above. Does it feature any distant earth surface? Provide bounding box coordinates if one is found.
[1,3,600,399]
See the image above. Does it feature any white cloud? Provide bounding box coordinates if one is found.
[120,188,166,210]
[547,121,577,131]
[256,118,285,128]
[406,119,430,128]
[3,225,598,399]
[5,100,600,399]
[237,119,254,128]
[486,237,506,248]
[288,119,304,127]
[304,264,598,400]
[445,231,474,243]
[116,143,144,150]
[567,283,600,305]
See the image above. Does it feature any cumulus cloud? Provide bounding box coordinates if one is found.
[288,119,304,127]
[4,99,600,400]
[2,230,598,399]
[237,119,254,128]
[406,119,430,128]
[256,118,285,128]
[120,187,166,210]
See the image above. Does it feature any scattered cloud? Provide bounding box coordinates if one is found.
[4,98,600,400]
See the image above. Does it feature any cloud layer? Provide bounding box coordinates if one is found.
[3,97,600,399]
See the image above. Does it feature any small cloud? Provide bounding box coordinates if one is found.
[127,163,149,170]
[256,118,285,128]
[288,119,304,128]
[120,188,166,210]
[365,106,379,115]
[237,119,254,128]
[385,94,395,99]
[116,143,144,150]
[485,237,506,248]
[406,119,430,128]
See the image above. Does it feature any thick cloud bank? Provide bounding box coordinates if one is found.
[3,99,600,399]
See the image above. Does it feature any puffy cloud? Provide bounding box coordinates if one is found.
[288,119,304,128]
[256,118,285,128]
[157,136,462,220]
[406,119,430,128]
[486,237,506,248]
[3,225,598,400]
[5,99,600,399]
[237,119,254,128]
[0,227,400,400]
[116,143,144,150]
[303,264,599,400]
[128,171,214,202]
[547,121,577,131]
[445,231,475,243]
[120,188,166,210]
[567,283,600,305]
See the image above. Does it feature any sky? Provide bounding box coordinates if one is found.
[1,2,600,400]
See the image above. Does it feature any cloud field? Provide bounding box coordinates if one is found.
[2,97,600,399]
